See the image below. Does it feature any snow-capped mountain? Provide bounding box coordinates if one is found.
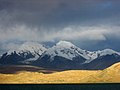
[84,49,120,70]
[0,42,47,64]
[8,42,47,56]
[33,41,120,69]
[0,40,120,70]
[33,41,88,69]
[40,41,90,61]
[84,49,120,63]
[38,41,120,63]
[97,49,120,56]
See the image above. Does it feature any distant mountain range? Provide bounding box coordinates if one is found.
[0,41,120,70]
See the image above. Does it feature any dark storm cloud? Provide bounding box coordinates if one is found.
[0,0,120,52]
[0,0,120,27]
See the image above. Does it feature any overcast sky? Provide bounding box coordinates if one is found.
[0,0,120,53]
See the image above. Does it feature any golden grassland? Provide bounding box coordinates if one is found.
[0,63,120,84]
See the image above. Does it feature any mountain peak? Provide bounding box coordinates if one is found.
[97,48,120,57]
[7,41,47,56]
[102,49,116,52]
[56,41,75,48]
[19,42,45,51]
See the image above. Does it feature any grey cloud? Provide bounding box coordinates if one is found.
[0,24,120,52]
[0,24,120,42]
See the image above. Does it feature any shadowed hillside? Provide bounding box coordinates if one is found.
[0,65,58,74]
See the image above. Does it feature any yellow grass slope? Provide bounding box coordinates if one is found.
[0,63,120,84]
[83,62,120,83]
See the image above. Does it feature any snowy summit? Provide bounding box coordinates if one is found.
[7,42,47,56]
[56,41,75,48]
